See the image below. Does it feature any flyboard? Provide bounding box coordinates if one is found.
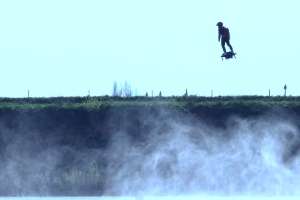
[221,52,236,61]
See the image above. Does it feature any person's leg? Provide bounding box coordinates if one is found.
[221,39,226,53]
[225,39,234,52]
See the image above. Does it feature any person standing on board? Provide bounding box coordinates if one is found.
[216,22,234,53]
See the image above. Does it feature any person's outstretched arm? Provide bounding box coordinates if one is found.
[218,31,221,42]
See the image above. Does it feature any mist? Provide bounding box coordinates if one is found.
[104,110,300,196]
[0,108,300,196]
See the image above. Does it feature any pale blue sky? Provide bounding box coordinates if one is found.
[0,0,299,97]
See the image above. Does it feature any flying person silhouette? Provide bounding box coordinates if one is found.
[217,22,234,53]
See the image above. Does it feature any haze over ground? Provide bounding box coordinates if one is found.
[0,0,299,97]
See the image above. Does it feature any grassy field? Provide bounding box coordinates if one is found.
[0,96,300,110]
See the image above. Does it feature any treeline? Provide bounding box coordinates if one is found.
[0,95,299,105]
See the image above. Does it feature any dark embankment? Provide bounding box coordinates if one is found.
[1,96,300,196]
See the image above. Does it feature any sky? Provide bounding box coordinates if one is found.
[0,0,299,97]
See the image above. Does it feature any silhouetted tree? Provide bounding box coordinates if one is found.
[159,91,162,97]
[145,92,148,97]
[123,81,132,97]
[184,89,188,97]
[112,81,133,97]
[112,81,118,97]
[284,84,287,97]
[86,89,91,100]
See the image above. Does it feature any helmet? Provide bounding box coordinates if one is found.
[216,22,223,27]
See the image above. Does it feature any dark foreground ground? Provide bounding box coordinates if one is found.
[1,96,300,195]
